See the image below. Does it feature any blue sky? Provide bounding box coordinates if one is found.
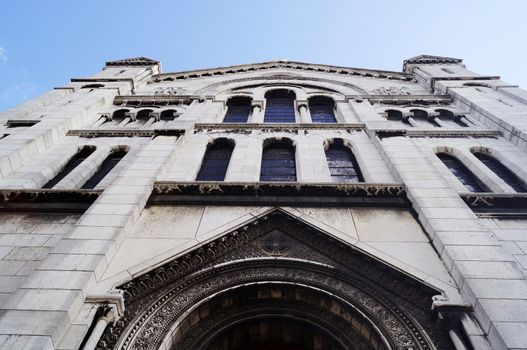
[1,0,526,111]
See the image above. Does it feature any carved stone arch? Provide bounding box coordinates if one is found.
[97,209,454,350]
[195,76,368,95]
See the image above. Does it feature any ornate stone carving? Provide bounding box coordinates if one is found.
[96,210,452,350]
[153,87,191,96]
[371,86,411,95]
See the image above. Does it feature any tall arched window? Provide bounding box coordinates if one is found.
[196,140,234,181]
[43,146,96,188]
[309,96,336,123]
[260,139,296,181]
[473,152,526,192]
[437,153,487,192]
[325,140,363,183]
[81,149,127,189]
[224,97,252,123]
[264,90,296,123]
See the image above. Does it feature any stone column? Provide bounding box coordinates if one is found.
[297,101,311,123]
[250,101,264,123]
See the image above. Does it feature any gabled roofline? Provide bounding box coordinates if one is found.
[150,60,414,83]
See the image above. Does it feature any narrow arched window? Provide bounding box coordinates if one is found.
[386,109,411,126]
[309,96,336,123]
[43,146,96,188]
[196,140,234,181]
[326,140,363,183]
[411,109,439,127]
[135,109,153,125]
[111,109,129,126]
[436,109,468,127]
[160,109,178,121]
[260,140,296,181]
[224,97,251,123]
[437,153,487,192]
[264,90,296,123]
[473,152,526,192]
[81,149,127,189]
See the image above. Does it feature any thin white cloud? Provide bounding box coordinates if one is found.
[0,82,37,103]
[0,47,6,63]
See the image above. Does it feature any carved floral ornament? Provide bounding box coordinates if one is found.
[96,210,455,350]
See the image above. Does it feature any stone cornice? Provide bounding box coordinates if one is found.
[193,123,365,133]
[150,60,413,83]
[374,129,501,139]
[347,94,453,105]
[403,55,463,72]
[113,95,211,106]
[0,188,102,213]
[66,129,186,138]
[150,181,407,206]
[105,57,160,67]
[460,193,527,218]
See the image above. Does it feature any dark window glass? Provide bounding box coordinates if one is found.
[437,153,487,192]
[43,147,95,188]
[473,152,526,192]
[264,90,295,123]
[326,141,363,183]
[81,150,127,189]
[309,97,336,123]
[224,97,251,123]
[260,142,296,181]
[196,143,234,181]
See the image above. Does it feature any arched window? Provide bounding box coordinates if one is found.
[81,149,127,189]
[111,109,129,126]
[309,96,336,123]
[160,109,178,121]
[437,153,487,192]
[224,97,252,123]
[436,109,468,127]
[386,109,411,126]
[196,140,234,181]
[260,139,296,181]
[325,140,363,183]
[135,109,153,125]
[43,146,96,188]
[473,152,526,192]
[264,90,296,123]
[411,109,439,127]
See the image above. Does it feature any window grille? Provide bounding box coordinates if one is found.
[326,141,363,183]
[309,97,336,123]
[260,141,296,181]
[196,142,234,181]
[264,90,296,123]
[224,97,251,123]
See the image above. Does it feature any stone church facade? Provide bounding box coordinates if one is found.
[0,55,525,350]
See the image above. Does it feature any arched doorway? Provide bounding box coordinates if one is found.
[97,210,454,350]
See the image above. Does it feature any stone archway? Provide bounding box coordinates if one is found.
[96,210,454,350]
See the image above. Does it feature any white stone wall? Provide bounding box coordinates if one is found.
[0,58,526,349]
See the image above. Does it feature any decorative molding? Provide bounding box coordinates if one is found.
[66,129,185,138]
[113,95,203,106]
[0,188,101,213]
[149,60,413,84]
[193,122,365,133]
[105,57,160,67]
[403,55,463,72]
[150,181,407,207]
[347,94,453,105]
[374,129,501,139]
[97,210,452,350]
[460,193,527,218]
